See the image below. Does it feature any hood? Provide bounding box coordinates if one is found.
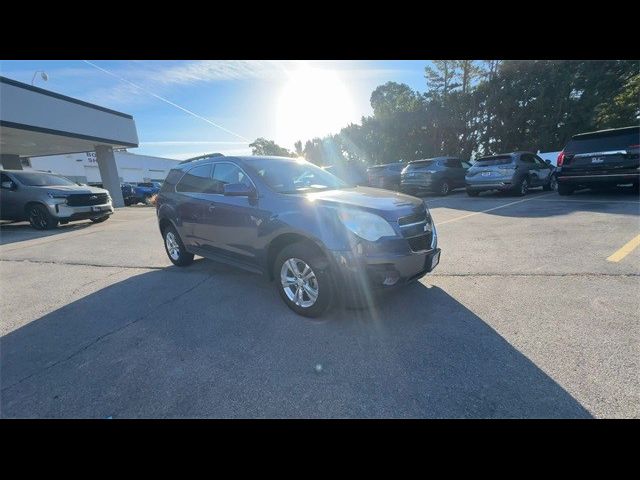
[35,185,109,195]
[303,186,425,221]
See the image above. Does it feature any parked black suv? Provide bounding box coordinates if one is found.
[401,157,471,196]
[156,156,440,317]
[556,126,640,195]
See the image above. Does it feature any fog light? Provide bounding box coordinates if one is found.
[382,272,400,286]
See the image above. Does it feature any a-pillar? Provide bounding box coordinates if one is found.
[95,146,124,207]
[0,154,23,170]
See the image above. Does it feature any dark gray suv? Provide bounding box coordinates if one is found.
[1,170,113,229]
[465,152,554,196]
[156,155,441,318]
[400,157,471,196]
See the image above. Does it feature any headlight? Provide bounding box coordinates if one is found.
[47,193,68,202]
[337,209,396,242]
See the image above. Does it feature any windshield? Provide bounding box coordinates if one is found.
[406,160,436,170]
[12,172,78,186]
[473,156,513,166]
[244,158,348,193]
[138,183,155,187]
[565,128,640,154]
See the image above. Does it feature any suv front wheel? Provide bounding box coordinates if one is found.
[27,204,58,230]
[275,242,334,318]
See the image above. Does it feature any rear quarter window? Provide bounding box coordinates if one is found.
[160,169,184,192]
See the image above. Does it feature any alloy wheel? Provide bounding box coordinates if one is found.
[165,231,181,261]
[280,258,319,308]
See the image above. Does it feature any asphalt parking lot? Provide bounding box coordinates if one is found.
[1,188,639,418]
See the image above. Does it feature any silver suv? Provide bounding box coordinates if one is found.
[0,170,113,230]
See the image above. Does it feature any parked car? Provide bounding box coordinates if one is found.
[156,156,440,318]
[367,163,404,190]
[321,162,368,186]
[465,152,554,196]
[555,126,640,195]
[0,170,113,229]
[88,182,136,206]
[131,182,162,204]
[401,157,471,196]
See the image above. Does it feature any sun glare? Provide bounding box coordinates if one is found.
[276,64,357,149]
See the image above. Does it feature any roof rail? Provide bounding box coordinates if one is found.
[179,152,225,164]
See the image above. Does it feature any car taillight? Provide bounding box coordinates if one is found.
[557,151,565,166]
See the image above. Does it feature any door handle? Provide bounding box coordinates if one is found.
[208,204,216,211]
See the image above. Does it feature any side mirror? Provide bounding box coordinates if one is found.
[223,183,256,197]
[1,180,16,190]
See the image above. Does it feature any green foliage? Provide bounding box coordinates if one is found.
[249,137,295,157]
[295,60,639,165]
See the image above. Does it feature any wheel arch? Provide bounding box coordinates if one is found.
[266,232,330,281]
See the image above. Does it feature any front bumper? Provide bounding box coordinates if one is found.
[328,226,440,304]
[45,202,114,220]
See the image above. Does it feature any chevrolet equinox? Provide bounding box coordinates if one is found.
[156,155,440,317]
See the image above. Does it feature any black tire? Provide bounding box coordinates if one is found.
[557,183,574,196]
[90,215,110,224]
[163,224,194,266]
[514,177,529,196]
[274,242,334,318]
[27,204,58,230]
[438,180,451,196]
[466,188,479,197]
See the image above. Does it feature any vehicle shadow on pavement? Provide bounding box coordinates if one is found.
[0,261,592,419]
[0,221,94,246]
[422,187,640,219]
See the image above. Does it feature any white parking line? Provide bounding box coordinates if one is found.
[436,193,554,226]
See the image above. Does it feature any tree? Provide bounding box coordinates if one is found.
[370,82,423,117]
[249,138,295,157]
[595,72,640,129]
[424,60,460,99]
[294,140,303,157]
[455,60,484,94]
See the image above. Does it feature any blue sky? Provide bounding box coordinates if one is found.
[1,60,432,160]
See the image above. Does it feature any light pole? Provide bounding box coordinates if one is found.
[31,71,48,86]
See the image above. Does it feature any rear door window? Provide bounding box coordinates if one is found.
[474,156,513,166]
[176,164,216,193]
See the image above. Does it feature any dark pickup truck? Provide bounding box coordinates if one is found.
[556,126,640,195]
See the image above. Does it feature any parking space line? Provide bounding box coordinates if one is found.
[436,193,554,226]
[607,234,640,263]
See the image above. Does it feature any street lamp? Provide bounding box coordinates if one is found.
[31,71,48,86]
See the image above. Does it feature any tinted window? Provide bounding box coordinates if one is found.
[389,164,405,172]
[474,156,513,166]
[406,160,436,170]
[565,128,640,154]
[1,173,12,186]
[533,156,548,167]
[161,169,183,192]
[176,164,216,193]
[211,163,253,194]
[445,159,462,168]
[520,154,535,164]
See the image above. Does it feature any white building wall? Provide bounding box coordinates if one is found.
[26,150,180,183]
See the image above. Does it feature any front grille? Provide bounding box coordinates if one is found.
[399,211,427,226]
[407,234,431,252]
[66,193,108,206]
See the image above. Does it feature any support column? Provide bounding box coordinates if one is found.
[95,146,125,207]
[0,154,23,170]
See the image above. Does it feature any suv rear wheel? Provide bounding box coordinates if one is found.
[274,242,334,318]
[27,204,58,230]
[557,183,574,196]
[163,224,194,266]
[439,180,451,196]
[515,178,529,196]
